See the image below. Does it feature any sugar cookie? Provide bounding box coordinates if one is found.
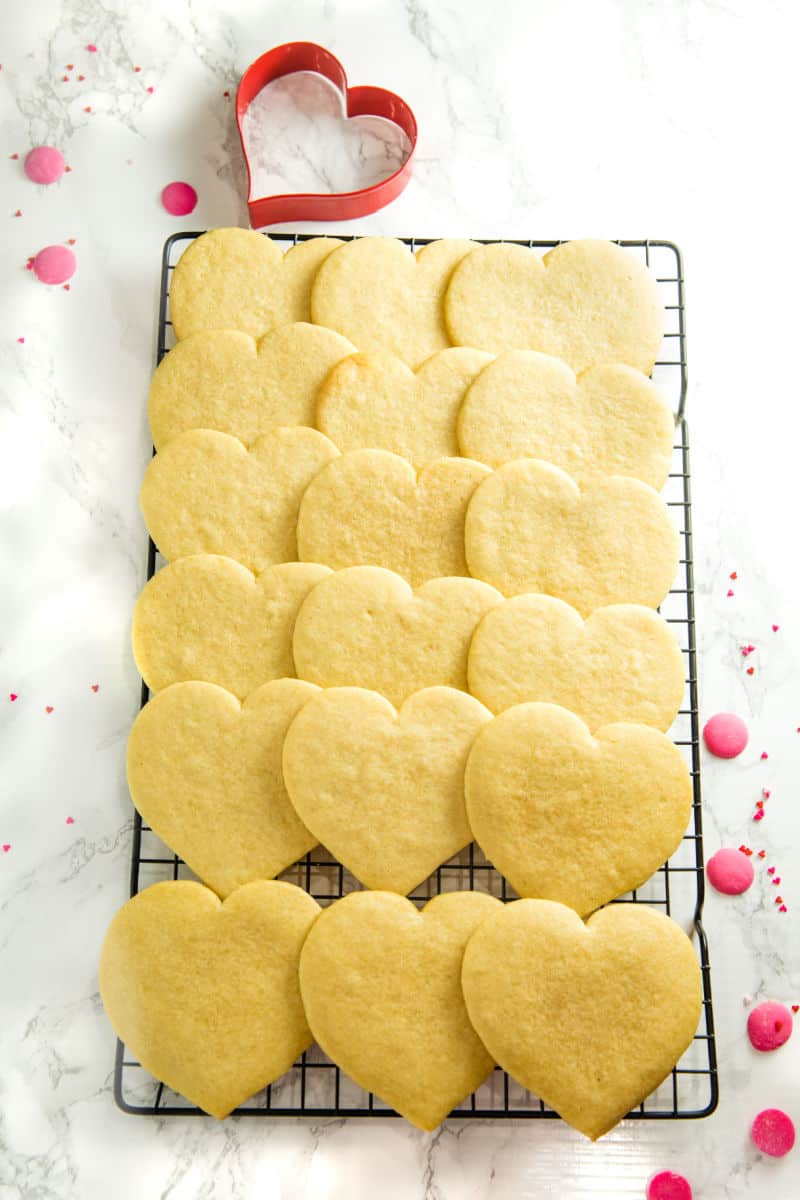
[464,458,679,612]
[140,427,338,572]
[99,880,320,1118]
[299,890,500,1129]
[282,686,491,894]
[317,347,493,467]
[467,593,685,730]
[461,899,702,1139]
[445,239,663,373]
[311,238,477,368]
[297,450,489,586]
[457,351,674,488]
[170,229,342,340]
[148,323,355,450]
[127,680,319,897]
[465,702,692,915]
[132,556,330,696]
[293,566,502,707]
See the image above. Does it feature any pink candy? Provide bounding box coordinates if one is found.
[751,1108,795,1157]
[703,712,749,758]
[161,181,197,216]
[747,1002,793,1051]
[706,848,755,895]
[24,145,65,184]
[647,1171,692,1200]
[32,245,76,285]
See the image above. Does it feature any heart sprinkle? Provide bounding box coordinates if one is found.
[2,844,10,853]
[741,644,756,657]
[87,44,97,53]
[773,877,781,885]
[793,1006,799,1014]
[746,667,755,676]
[763,789,771,799]
[730,571,738,580]
[66,816,75,825]
[758,850,766,858]
[16,336,24,343]
[768,866,776,875]
[779,904,787,912]
[772,624,779,632]
[146,86,154,94]
[727,589,734,597]
[753,810,764,821]
[9,693,17,701]
[91,683,99,692]
[45,705,53,714]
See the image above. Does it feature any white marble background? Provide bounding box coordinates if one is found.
[1,1,798,1197]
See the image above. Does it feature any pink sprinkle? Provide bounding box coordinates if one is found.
[45,706,53,714]
[768,866,776,875]
[146,86,154,94]
[84,106,92,113]
[751,1108,795,1157]
[773,624,780,632]
[161,181,197,216]
[32,244,76,285]
[647,1172,692,1200]
[61,75,69,82]
[66,64,74,71]
[741,644,756,657]
[16,337,24,343]
[761,751,769,760]
[727,589,734,597]
[87,44,97,53]
[773,877,781,885]
[707,848,755,895]
[91,684,99,692]
[2,844,10,853]
[753,810,764,821]
[779,904,788,912]
[9,693,17,701]
[763,789,771,799]
[65,166,72,172]
[66,816,75,825]
[14,209,21,217]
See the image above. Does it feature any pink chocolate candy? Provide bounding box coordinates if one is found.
[703,712,749,758]
[161,181,197,216]
[751,1108,795,1157]
[647,1171,692,1200]
[24,145,65,184]
[747,1001,793,1051]
[32,245,76,285]
[706,848,754,895]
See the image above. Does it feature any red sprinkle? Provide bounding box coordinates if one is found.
[14,209,21,217]
[84,106,92,113]
[223,90,230,98]
[146,86,154,94]
[758,850,766,858]
[730,571,738,579]
[62,284,70,291]
[763,789,771,799]
[779,904,788,912]
[773,624,780,632]
[9,693,17,702]
[65,166,72,172]
[775,896,783,904]
[45,706,53,714]
[67,238,76,245]
[77,74,85,81]
[753,811,765,821]
[2,844,10,853]
[773,877,782,885]
[10,153,19,159]
[761,752,769,760]
[768,866,776,875]
[134,66,142,73]
[756,800,764,809]
[91,684,99,693]
[66,816,75,825]
[87,44,97,53]
[792,1006,799,1014]
[747,667,755,675]
[67,64,74,70]
[61,75,69,82]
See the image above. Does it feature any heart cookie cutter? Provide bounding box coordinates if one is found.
[236,42,417,227]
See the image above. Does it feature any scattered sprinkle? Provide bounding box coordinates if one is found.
[775,896,783,904]
[772,624,779,632]
[10,153,19,160]
[773,877,782,885]
[134,66,142,73]
[768,866,776,875]
[65,165,72,172]
[77,74,85,81]
[779,904,788,913]
[16,336,25,343]
[66,816,74,825]
[84,106,92,113]
[9,693,17,702]
[747,666,755,676]
[91,684,99,693]
[738,844,754,856]
[741,644,756,657]
[62,284,70,291]
[45,706,53,714]
[793,1006,799,1014]
[758,850,766,858]
[763,789,771,799]
[67,238,76,245]
[223,90,230,98]
[61,74,69,82]
[2,845,10,853]
[756,800,764,810]
[730,571,738,580]
[87,44,97,53]
[761,751,769,760]
[146,86,154,94]
[727,589,735,597]
[753,810,764,821]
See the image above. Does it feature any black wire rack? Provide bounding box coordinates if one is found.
[115,233,718,1122]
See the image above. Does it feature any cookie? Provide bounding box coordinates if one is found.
[464,702,692,915]
[299,890,500,1129]
[140,427,338,573]
[461,899,702,1139]
[316,347,493,467]
[148,323,355,450]
[293,566,502,708]
[282,686,491,894]
[297,450,489,586]
[132,556,330,696]
[457,352,674,488]
[311,238,476,368]
[99,879,320,1118]
[127,679,319,897]
[464,458,679,612]
[445,239,663,373]
[170,229,342,340]
[467,594,685,730]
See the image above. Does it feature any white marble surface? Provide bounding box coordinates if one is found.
[1,1,799,1197]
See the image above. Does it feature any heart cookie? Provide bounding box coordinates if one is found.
[297,449,489,586]
[467,594,685,730]
[170,229,342,340]
[293,566,502,707]
[311,237,477,367]
[299,890,500,1129]
[132,556,330,696]
[140,427,339,573]
[148,323,355,450]
[464,458,679,612]
[316,346,493,467]
[445,239,663,373]
[457,352,674,489]
[282,686,491,893]
[99,879,320,1118]
[127,679,319,897]
[464,702,692,915]
[461,900,703,1139]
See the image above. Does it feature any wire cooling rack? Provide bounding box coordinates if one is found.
[115,234,718,1121]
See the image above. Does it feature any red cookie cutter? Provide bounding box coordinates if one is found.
[236,42,417,227]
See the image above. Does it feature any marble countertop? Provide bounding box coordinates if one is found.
[1,1,798,1197]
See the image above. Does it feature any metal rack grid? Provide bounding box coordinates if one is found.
[115,234,718,1122]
